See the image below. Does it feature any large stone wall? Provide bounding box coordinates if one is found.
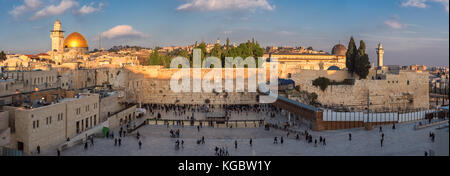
[288,69,430,111]
[59,65,430,110]
[95,67,261,105]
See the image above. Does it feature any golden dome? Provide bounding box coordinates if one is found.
[64,32,88,48]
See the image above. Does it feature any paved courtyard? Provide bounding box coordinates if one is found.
[42,120,448,156]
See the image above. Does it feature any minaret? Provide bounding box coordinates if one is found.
[376,43,384,67]
[50,19,65,52]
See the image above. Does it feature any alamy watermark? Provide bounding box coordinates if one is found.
[170,49,279,103]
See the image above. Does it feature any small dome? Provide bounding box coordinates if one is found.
[64,32,88,48]
[327,66,341,70]
[332,44,347,56]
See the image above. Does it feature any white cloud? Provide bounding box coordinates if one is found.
[9,0,43,18]
[76,2,105,15]
[401,0,428,8]
[177,0,275,11]
[385,19,407,29]
[102,25,145,39]
[221,30,233,35]
[31,0,78,20]
[276,31,296,36]
[401,0,449,12]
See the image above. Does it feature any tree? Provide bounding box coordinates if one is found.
[354,40,371,79]
[346,37,357,75]
[0,51,6,62]
[313,77,331,91]
[194,42,207,61]
[210,44,222,58]
[148,49,163,66]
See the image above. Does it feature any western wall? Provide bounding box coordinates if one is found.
[283,69,430,111]
[63,65,430,111]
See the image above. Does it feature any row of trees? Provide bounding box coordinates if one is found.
[147,38,265,68]
[346,37,371,79]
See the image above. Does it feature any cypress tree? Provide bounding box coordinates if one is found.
[346,37,357,74]
[354,40,371,79]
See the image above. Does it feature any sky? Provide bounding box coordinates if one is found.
[0,0,448,66]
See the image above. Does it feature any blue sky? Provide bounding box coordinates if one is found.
[0,0,448,66]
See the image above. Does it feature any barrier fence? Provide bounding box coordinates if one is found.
[323,109,439,123]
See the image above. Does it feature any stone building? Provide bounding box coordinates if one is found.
[7,93,99,154]
[267,44,347,72]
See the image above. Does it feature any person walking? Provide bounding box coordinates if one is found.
[37,145,41,154]
[138,140,142,150]
[84,142,88,150]
[57,149,60,156]
[349,133,352,141]
[235,140,238,149]
[250,138,253,147]
[381,138,384,148]
[114,138,118,146]
[280,137,284,144]
[118,138,122,147]
[379,126,383,133]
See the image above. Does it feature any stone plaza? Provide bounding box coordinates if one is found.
[40,110,448,156]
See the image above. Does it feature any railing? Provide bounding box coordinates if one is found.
[147,119,265,128]
[58,120,109,151]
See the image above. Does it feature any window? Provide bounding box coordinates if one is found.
[36,120,39,128]
[407,80,410,85]
[33,121,36,129]
[85,118,89,128]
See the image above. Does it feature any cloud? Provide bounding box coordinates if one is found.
[385,19,407,29]
[31,0,78,20]
[401,0,449,12]
[177,0,275,11]
[9,0,43,18]
[276,31,296,36]
[102,25,145,39]
[76,2,105,15]
[401,0,428,8]
[221,30,233,35]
